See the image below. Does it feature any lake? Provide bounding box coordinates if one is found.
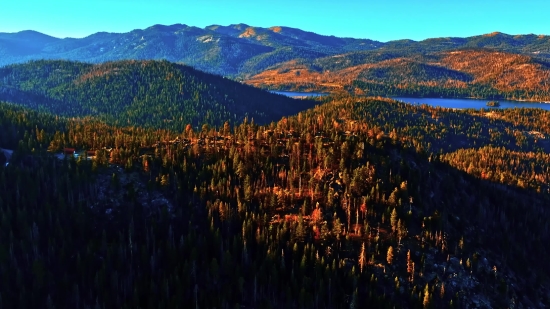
[272,91,328,98]
[392,97,550,111]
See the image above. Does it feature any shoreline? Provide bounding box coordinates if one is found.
[388,96,550,104]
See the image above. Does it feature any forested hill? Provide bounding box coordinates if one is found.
[1,25,549,77]
[247,49,550,101]
[1,97,550,308]
[0,59,316,130]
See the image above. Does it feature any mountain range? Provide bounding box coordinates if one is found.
[1,24,550,79]
[0,24,380,76]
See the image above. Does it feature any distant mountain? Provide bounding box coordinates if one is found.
[0,24,382,76]
[377,32,550,59]
[2,24,549,78]
[0,30,59,58]
[246,49,550,101]
[0,59,316,130]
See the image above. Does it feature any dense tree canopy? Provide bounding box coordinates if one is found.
[247,49,550,102]
[0,60,317,131]
[1,94,549,307]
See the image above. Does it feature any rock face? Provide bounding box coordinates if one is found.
[91,166,174,219]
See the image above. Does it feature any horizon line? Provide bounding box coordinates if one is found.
[0,23,547,43]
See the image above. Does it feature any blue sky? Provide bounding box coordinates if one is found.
[2,0,549,41]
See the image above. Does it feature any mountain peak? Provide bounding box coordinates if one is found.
[483,31,507,37]
[205,25,221,31]
[5,30,58,41]
[239,27,258,38]
[146,24,187,31]
[205,24,252,37]
[230,23,250,30]
[16,30,44,35]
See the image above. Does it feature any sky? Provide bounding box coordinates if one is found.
[1,0,549,42]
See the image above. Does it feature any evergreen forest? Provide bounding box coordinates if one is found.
[1,87,550,308]
[0,60,316,130]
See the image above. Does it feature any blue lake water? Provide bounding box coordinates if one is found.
[392,97,550,111]
[272,91,328,98]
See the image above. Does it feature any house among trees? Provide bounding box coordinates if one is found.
[63,148,76,155]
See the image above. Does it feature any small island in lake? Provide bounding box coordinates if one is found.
[486,100,501,107]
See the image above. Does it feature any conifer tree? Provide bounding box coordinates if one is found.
[387,246,394,265]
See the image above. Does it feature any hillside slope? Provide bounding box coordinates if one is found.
[1,97,550,308]
[246,49,550,101]
[0,59,316,130]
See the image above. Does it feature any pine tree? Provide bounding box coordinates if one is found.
[387,246,394,265]
[359,242,366,273]
[423,283,431,308]
[390,208,398,234]
[407,250,414,281]
[160,174,170,187]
